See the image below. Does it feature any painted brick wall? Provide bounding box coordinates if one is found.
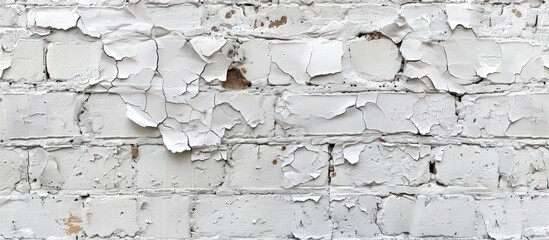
[0,0,548,239]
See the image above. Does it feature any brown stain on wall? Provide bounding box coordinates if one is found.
[365,32,381,41]
[131,144,139,159]
[512,9,522,18]
[223,68,251,90]
[225,9,236,19]
[63,213,83,235]
[268,16,288,28]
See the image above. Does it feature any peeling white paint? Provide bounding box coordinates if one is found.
[1,1,549,239]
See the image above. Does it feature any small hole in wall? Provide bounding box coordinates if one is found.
[429,161,437,175]
[357,31,382,41]
[222,68,251,90]
[272,159,278,165]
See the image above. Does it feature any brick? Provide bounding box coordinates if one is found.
[277,93,457,136]
[247,5,312,37]
[83,196,140,237]
[346,5,398,31]
[0,148,27,194]
[0,195,83,239]
[136,145,224,189]
[348,37,401,81]
[461,94,549,138]
[0,7,25,27]
[238,39,271,85]
[378,195,476,237]
[238,39,343,86]
[226,144,286,190]
[146,5,202,35]
[138,195,190,238]
[330,194,382,238]
[2,39,44,82]
[192,195,331,238]
[46,42,103,81]
[478,196,523,239]
[3,92,84,138]
[215,93,276,139]
[226,144,328,190]
[28,146,135,191]
[79,94,160,138]
[332,142,432,187]
[434,145,499,189]
[478,196,549,238]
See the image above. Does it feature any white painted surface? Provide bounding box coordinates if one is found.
[0,0,548,239]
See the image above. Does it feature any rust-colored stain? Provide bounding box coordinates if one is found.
[223,68,251,90]
[272,159,278,165]
[330,171,337,178]
[225,9,236,19]
[268,16,288,28]
[131,144,139,159]
[62,213,83,235]
[512,9,522,18]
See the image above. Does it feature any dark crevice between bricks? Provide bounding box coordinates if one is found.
[429,161,437,175]
[430,161,448,187]
[76,94,91,136]
[327,143,336,239]
[357,31,382,41]
[327,143,336,184]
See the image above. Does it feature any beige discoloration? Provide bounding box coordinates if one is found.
[268,16,287,28]
[512,9,522,18]
[131,144,139,159]
[62,213,83,235]
[225,10,236,19]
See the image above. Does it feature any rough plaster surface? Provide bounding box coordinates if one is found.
[1,0,549,239]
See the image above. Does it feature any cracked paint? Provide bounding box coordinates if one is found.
[2,1,549,239]
[277,93,457,136]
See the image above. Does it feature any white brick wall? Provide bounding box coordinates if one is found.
[2,0,549,239]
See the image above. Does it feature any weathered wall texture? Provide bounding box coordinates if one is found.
[1,0,549,239]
